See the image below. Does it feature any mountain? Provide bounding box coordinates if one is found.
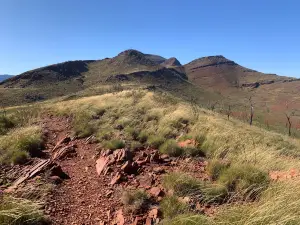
[1,49,300,136]
[0,74,13,82]
[184,55,293,91]
[161,57,182,67]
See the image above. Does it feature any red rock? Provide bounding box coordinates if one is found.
[113,209,125,225]
[148,208,159,219]
[149,187,162,197]
[52,136,71,151]
[145,217,152,225]
[152,167,165,174]
[110,172,122,185]
[138,175,153,189]
[96,156,109,176]
[113,149,132,162]
[131,217,143,225]
[150,151,160,162]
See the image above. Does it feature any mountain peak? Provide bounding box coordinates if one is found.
[186,55,237,68]
[161,57,182,67]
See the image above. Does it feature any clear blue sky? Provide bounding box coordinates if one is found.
[0,0,299,77]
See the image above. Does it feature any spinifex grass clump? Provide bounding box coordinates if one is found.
[0,126,44,165]
[0,196,48,225]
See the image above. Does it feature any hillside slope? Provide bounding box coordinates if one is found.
[2,89,300,224]
[184,55,294,91]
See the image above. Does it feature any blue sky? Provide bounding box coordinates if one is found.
[0,0,299,77]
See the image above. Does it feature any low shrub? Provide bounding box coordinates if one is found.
[147,135,165,148]
[124,127,140,140]
[138,131,148,143]
[103,139,125,150]
[160,196,188,219]
[0,196,49,225]
[182,147,204,157]
[0,115,15,135]
[159,140,183,157]
[130,141,143,151]
[207,159,230,180]
[0,126,44,165]
[163,173,202,196]
[96,129,114,141]
[72,112,97,138]
[121,190,149,213]
[163,172,228,203]
[218,164,270,200]
[161,214,210,225]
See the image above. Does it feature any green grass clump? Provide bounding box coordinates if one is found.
[121,190,149,213]
[72,111,97,138]
[0,196,48,225]
[159,140,183,157]
[0,114,15,135]
[147,135,165,148]
[0,126,44,165]
[182,146,204,157]
[160,196,189,219]
[138,131,149,143]
[207,159,230,180]
[218,164,269,199]
[103,139,125,150]
[163,172,202,196]
[161,214,210,225]
[130,141,143,151]
[96,129,114,141]
[163,172,228,203]
[124,127,140,140]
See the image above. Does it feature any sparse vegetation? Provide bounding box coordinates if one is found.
[0,126,44,164]
[0,196,48,225]
[121,190,149,213]
[147,135,165,148]
[159,140,183,157]
[103,139,125,150]
[160,196,188,219]
[218,164,270,200]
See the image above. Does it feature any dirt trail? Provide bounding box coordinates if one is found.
[43,115,122,224]
[40,115,209,224]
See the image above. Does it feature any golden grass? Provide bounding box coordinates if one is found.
[36,89,300,224]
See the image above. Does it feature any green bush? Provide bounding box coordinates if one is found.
[218,164,270,199]
[130,141,143,151]
[138,131,148,143]
[163,172,228,203]
[103,139,125,150]
[0,196,49,225]
[163,173,202,196]
[0,115,15,135]
[183,147,204,157]
[96,129,114,141]
[207,159,230,180]
[0,126,44,165]
[147,135,165,148]
[125,127,140,140]
[121,190,149,213]
[159,140,183,157]
[73,112,97,138]
[161,214,210,225]
[160,196,188,219]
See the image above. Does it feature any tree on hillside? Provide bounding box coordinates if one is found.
[249,97,254,126]
[285,101,295,136]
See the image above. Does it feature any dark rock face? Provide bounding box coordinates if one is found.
[0,60,94,86]
[106,67,188,83]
